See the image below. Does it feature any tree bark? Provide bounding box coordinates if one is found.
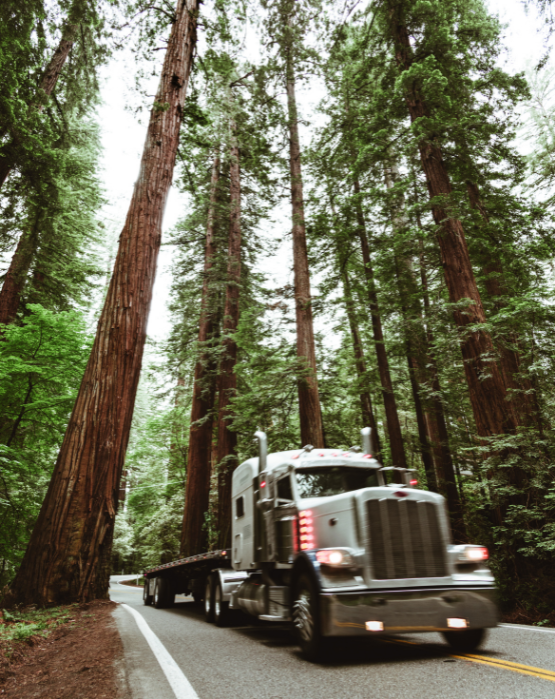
[353,179,408,469]
[215,118,242,550]
[0,23,78,190]
[180,154,221,557]
[342,270,382,460]
[0,216,40,325]
[390,14,519,443]
[10,0,199,606]
[465,181,540,429]
[285,35,325,449]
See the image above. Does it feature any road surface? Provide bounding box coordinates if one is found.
[110,575,555,699]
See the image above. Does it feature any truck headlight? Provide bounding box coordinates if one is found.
[316,549,355,566]
[459,546,488,562]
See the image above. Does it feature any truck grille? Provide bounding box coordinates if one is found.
[365,499,447,579]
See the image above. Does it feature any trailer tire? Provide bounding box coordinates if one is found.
[292,573,327,661]
[143,580,153,606]
[213,578,229,627]
[154,578,174,609]
[442,628,487,653]
[204,576,215,623]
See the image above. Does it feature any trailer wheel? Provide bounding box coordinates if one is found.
[442,628,487,653]
[204,577,215,623]
[154,578,175,609]
[292,574,326,661]
[143,579,153,606]
[213,579,229,627]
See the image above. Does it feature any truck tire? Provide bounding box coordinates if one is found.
[442,628,487,652]
[214,578,229,627]
[204,577,215,623]
[154,578,175,609]
[143,580,153,606]
[292,573,327,661]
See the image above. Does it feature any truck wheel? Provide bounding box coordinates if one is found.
[442,628,487,653]
[154,578,175,609]
[143,580,153,606]
[214,579,229,627]
[292,574,326,662]
[204,577,214,623]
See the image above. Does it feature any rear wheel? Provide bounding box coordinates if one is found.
[292,573,326,661]
[442,628,487,653]
[143,579,153,606]
[154,578,175,609]
[214,579,229,627]
[204,577,214,623]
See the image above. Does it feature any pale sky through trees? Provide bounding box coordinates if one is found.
[96,0,547,349]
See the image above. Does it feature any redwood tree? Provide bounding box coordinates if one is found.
[10,0,199,605]
[180,154,221,557]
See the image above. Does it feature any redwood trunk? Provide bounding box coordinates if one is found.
[342,270,382,460]
[286,46,325,448]
[10,0,198,606]
[0,23,78,190]
[0,217,40,325]
[353,179,408,469]
[215,120,242,550]
[180,154,221,557]
[391,16,519,443]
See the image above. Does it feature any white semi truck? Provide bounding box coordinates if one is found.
[143,428,498,660]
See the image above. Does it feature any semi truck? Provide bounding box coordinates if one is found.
[143,428,498,660]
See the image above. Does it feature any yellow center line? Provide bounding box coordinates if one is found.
[384,639,555,683]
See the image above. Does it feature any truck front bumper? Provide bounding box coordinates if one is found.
[320,585,498,637]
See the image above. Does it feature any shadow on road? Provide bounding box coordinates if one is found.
[155,600,499,668]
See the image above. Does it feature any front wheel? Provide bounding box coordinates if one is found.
[292,573,326,661]
[214,579,229,627]
[442,628,487,653]
[143,579,153,606]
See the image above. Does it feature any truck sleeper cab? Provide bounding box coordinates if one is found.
[144,429,498,661]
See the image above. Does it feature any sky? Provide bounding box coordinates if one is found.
[95,0,549,351]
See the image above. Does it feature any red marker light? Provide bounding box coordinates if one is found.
[292,454,300,459]
[319,452,325,457]
[394,491,408,498]
[260,480,266,488]
[410,479,418,486]
[363,454,372,459]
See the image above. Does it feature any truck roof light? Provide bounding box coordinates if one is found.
[394,491,408,498]
[260,481,266,488]
[410,479,418,486]
[362,454,372,459]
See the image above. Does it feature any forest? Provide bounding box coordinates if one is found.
[1,0,555,619]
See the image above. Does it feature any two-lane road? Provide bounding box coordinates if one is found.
[110,577,555,699]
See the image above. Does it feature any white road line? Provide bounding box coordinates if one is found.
[121,603,199,699]
[500,623,555,635]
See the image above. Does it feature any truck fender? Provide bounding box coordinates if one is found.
[213,568,249,604]
[291,553,322,602]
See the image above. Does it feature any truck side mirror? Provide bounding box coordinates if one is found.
[257,498,274,513]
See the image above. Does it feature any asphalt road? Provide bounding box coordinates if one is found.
[110,576,555,699]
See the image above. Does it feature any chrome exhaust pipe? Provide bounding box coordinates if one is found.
[254,430,267,474]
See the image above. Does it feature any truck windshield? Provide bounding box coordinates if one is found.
[295,467,379,498]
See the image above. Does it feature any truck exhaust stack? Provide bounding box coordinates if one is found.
[254,430,267,473]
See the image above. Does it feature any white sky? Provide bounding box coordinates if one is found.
[96,0,548,349]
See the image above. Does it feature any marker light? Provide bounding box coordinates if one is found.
[315,549,354,566]
[410,479,418,486]
[365,621,384,632]
[465,546,489,562]
[260,481,266,488]
[362,454,372,459]
[299,510,315,550]
[447,618,468,629]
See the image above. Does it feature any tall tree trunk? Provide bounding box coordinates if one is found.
[0,216,40,325]
[342,270,382,460]
[465,181,541,430]
[352,179,408,469]
[390,15,519,445]
[215,118,242,550]
[285,35,325,449]
[10,0,199,606]
[0,22,79,189]
[180,154,221,557]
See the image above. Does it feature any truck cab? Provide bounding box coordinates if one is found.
[226,430,497,659]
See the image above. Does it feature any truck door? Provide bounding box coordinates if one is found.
[233,495,245,568]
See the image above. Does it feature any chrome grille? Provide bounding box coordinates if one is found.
[366,498,447,579]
